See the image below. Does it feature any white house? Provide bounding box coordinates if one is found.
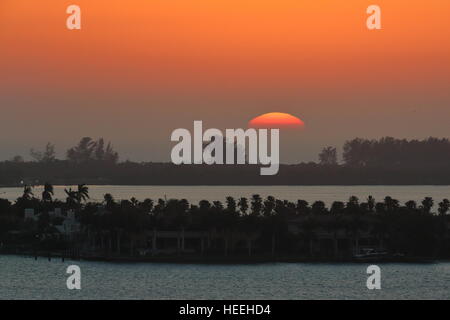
[54,209,80,235]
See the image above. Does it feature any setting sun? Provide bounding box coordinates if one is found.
[248,112,305,129]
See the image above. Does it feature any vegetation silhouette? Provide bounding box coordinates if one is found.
[3,136,450,185]
[342,137,450,168]
[1,184,450,261]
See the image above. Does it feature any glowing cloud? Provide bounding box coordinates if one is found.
[248,112,305,129]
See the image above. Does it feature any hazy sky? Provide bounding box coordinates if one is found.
[1,0,449,163]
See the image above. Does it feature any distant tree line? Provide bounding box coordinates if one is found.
[317,137,450,167]
[67,137,118,163]
[2,136,450,185]
[341,137,450,168]
[23,137,118,164]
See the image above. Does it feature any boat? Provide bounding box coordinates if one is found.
[353,248,389,262]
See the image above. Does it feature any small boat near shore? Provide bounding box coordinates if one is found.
[353,248,389,262]
[352,248,435,263]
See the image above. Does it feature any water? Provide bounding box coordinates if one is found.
[1,185,450,207]
[1,255,450,299]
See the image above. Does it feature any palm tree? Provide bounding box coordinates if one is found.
[130,197,139,207]
[263,196,276,217]
[384,196,400,213]
[42,182,54,202]
[250,194,263,216]
[103,193,115,209]
[64,184,89,208]
[76,184,89,203]
[346,196,360,214]
[225,196,236,213]
[64,187,78,207]
[367,196,375,212]
[405,200,417,210]
[22,185,34,201]
[141,198,154,214]
[296,200,310,215]
[438,199,450,216]
[312,201,326,215]
[421,197,434,214]
[330,201,345,215]
[238,197,248,215]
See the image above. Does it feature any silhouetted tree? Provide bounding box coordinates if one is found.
[64,184,89,207]
[405,200,417,210]
[343,137,450,168]
[331,201,345,215]
[367,196,375,212]
[103,193,116,210]
[312,201,327,215]
[22,185,34,201]
[30,143,56,163]
[318,146,338,165]
[263,196,276,217]
[42,182,54,202]
[438,199,450,216]
[94,138,119,163]
[76,184,90,203]
[238,197,249,215]
[384,196,400,213]
[250,194,263,216]
[421,197,434,214]
[11,155,24,163]
[296,200,310,215]
[67,137,96,163]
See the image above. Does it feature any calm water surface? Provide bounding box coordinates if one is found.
[1,255,450,299]
[1,185,450,206]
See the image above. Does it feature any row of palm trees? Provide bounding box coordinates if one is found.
[21,183,449,217]
[20,183,89,205]
[8,183,450,258]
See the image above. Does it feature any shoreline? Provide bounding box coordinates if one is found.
[3,184,450,188]
[0,252,437,265]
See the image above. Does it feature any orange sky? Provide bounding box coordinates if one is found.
[1,0,450,162]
